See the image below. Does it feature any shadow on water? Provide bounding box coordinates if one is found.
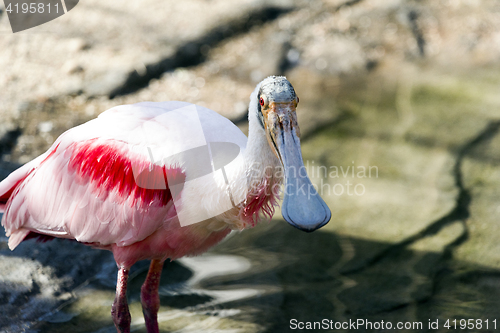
[1,219,499,332]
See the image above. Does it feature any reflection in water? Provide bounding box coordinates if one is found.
[141,255,266,331]
[181,255,252,286]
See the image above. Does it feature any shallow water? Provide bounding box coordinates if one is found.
[10,218,498,333]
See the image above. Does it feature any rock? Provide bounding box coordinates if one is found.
[37,121,53,133]
[62,60,84,75]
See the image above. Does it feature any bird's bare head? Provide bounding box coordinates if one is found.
[253,76,331,232]
[256,76,301,153]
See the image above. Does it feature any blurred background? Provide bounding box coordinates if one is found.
[1,0,500,332]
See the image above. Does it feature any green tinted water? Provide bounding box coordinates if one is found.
[14,66,500,332]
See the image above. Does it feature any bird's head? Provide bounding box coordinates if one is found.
[251,76,331,232]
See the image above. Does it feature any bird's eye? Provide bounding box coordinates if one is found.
[259,97,265,107]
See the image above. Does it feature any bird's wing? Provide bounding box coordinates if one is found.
[0,152,50,212]
[3,135,185,249]
[1,102,194,249]
[1,101,248,250]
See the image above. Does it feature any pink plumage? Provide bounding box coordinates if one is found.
[0,102,254,261]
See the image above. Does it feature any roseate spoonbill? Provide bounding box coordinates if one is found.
[0,76,331,333]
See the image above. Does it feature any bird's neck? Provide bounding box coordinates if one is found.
[243,81,281,175]
[245,112,280,171]
[238,110,282,226]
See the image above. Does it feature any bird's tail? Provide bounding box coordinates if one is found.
[0,176,24,213]
[0,168,31,250]
[0,174,29,213]
[0,152,49,213]
[0,163,38,250]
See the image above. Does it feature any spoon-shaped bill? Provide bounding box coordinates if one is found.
[275,122,331,232]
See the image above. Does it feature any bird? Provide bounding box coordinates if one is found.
[0,76,331,333]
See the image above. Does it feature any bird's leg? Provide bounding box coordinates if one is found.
[141,259,164,333]
[112,266,131,333]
